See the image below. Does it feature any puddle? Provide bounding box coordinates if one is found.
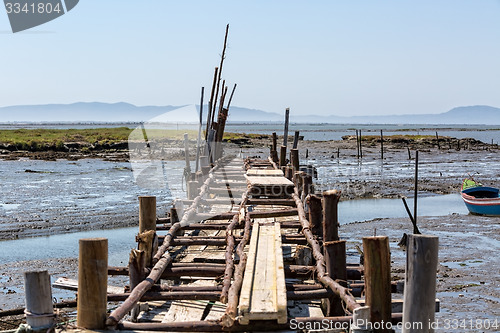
[340,194,468,224]
[442,260,484,269]
[0,227,137,265]
[0,203,20,210]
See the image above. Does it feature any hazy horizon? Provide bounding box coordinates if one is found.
[2,2,500,118]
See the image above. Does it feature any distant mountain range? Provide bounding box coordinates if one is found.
[0,102,499,125]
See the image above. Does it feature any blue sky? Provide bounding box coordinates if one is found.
[1,1,500,116]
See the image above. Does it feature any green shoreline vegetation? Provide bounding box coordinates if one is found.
[0,128,270,151]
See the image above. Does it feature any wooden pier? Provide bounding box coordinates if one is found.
[28,141,439,332]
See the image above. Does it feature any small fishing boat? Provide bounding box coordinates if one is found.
[461,178,500,216]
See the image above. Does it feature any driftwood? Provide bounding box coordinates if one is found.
[220,213,252,327]
[221,194,247,303]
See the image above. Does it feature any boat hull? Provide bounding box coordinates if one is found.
[461,186,500,216]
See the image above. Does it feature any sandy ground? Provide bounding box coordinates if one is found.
[0,138,499,331]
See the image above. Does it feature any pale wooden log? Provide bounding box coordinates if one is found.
[183,133,191,176]
[403,234,439,333]
[78,238,108,329]
[24,270,54,331]
[187,180,199,200]
[139,196,156,233]
[363,236,391,332]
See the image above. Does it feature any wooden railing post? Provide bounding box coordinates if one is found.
[138,196,157,267]
[290,148,299,174]
[403,234,439,333]
[77,238,108,329]
[363,236,391,332]
[279,145,287,167]
[24,271,54,331]
[322,190,345,316]
[306,195,323,238]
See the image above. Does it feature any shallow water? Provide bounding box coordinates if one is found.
[0,194,469,264]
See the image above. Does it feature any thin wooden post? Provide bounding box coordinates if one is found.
[271,150,279,164]
[195,87,204,172]
[414,151,418,227]
[272,132,277,152]
[363,236,391,332]
[435,131,440,150]
[380,129,384,160]
[139,196,156,234]
[24,271,54,331]
[205,67,218,140]
[183,133,191,181]
[322,190,345,316]
[78,238,108,329]
[279,145,287,167]
[355,130,359,158]
[283,108,290,147]
[292,130,300,149]
[359,129,363,159]
[290,148,299,173]
[407,147,411,160]
[403,234,439,333]
[306,195,323,238]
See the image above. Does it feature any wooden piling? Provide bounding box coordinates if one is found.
[292,130,300,149]
[413,151,418,227]
[195,87,204,173]
[322,190,340,242]
[435,131,440,150]
[402,234,439,333]
[322,190,345,316]
[363,236,391,332]
[279,145,287,167]
[359,129,363,159]
[183,133,191,180]
[290,148,299,173]
[272,132,277,152]
[356,130,359,158]
[78,238,108,329]
[24,271,54,331]
[139,196,156,234]
[301,173,313,199]
[380,129,384,160]
[306,195,323,238]
[187,180,199,200]
[283,108,290,147]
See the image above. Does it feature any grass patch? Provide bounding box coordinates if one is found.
[0,127,134,147]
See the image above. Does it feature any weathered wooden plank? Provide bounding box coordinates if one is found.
[246,169,284,176]
[53,277,124,294]
[245,175,294,186]
[238,222,287,324]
